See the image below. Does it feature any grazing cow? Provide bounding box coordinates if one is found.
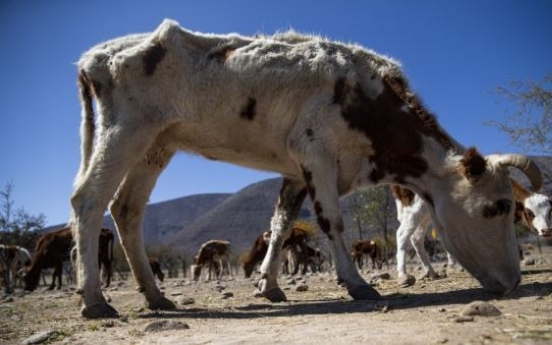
[350,239,383,271]
[148,258,164,282]
[191,240,232,281]
[392,180,551,287]
[70,20,542,318]
[24,227,114,291]
[1,245,31,292]
[243,228,309,278]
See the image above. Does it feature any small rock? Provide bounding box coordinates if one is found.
[371,272,391,280]
[460,301,502,317]
[178,297,196,305]
[144,320,190,333]
[221,291,234,299]
[170,292,183,296]
[119,315,129,323]
[22,330,57,344]
[295,283,308,292]
[523,257,535,266]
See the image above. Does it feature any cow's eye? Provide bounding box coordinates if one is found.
[524,209,535,220]
[496,199,511,215]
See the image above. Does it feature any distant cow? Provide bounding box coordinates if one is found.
[24,227,114,291]
[243,227,310,278]
[149,258,164,282]
[1,245,32,292]
[191,240,231,281]
[350,239,383,271]
[392,178,551,287]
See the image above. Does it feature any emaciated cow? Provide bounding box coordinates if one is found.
[24,227,114,291]
[191,240,232,281]
[392,179,551,287]
[350,239,383,271]
[70,20,542,318]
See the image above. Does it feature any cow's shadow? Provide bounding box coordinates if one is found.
[137,280,552,320]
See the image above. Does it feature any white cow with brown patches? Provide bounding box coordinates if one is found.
[70,20,542,318]
[392,180,551,287]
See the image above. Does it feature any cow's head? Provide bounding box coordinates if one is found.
[23,267,40,291]
[190,264,202,281]
[424,148,542,294]
[519,193,552,237]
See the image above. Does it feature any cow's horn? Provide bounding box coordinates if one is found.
[495,154,543,192]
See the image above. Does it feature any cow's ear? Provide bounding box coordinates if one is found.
[514,201,524,223]
[460,147,486,183]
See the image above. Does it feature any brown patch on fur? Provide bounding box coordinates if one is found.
[143,42,166,76]
[339,79,429,183]
[390,185,415,207]
[78,72,96,124]
[460,148,487,182]
[314,201,332,239]
[240,98,257,120]
[383,75,455,151]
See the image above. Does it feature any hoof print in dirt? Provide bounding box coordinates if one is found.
[460,301,502,317]
[144,320,190,333]
[178,297,195,305]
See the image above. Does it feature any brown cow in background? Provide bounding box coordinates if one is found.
[191,240,232,281]
[350,239,383,271]
[243,227,311,278]
[148,258,165,282]
[24,227,114,291]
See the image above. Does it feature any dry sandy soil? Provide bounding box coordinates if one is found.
[2,246,551,345]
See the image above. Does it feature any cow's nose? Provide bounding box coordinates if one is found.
[540,228,552,237]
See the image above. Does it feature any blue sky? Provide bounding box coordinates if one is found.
[0,0,550,226]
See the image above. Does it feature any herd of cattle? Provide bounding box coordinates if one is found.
[2,21,552,319]
[2,175,550,294]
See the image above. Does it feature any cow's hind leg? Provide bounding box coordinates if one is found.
[71,126,163,318]
[109,143,177,312]
[258,178,307,302]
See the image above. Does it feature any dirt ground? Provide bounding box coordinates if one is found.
[1,246,551,345]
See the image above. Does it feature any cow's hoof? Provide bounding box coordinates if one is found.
[147,296,176,311]
[398,275,416,287]
[263,288,287,302]
[348,284,382,300]
[81,303,119,319]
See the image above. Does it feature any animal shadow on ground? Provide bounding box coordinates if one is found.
[135,280,552,320]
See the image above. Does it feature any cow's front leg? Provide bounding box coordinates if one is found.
[258,178,307,302]
[301,161,381,301]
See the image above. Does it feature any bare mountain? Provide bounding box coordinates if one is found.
[43,156,551,257]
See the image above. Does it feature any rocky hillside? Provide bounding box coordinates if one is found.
[43,156,552,257]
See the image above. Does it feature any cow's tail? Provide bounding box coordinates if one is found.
[75,71,96,186]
